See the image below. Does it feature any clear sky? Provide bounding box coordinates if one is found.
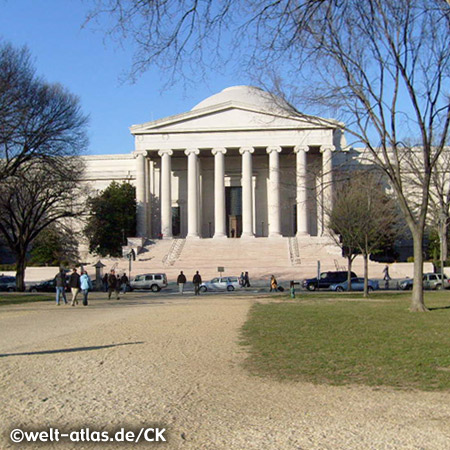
[0,0,248,155]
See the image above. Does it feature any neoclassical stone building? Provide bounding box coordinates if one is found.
[121,85,346,240]
[81,86,349,242]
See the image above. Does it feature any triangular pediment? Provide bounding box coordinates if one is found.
[130,101,337,135]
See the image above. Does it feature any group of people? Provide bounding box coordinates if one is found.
[239,271,251,287]
[102,270,129,299]
[55,267,130,306]
[55,267,92,306]
[176,270,203,295]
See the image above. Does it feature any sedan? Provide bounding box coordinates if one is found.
[200,276,241,292]
[29,279,57,292]
[0,275,16,292]
[330,277,379,292]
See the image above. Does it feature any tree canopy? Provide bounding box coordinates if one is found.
[328,171,399,296]
[85,182,137,257]
[0,157,86,290]
[0,41,88,182]
[0,41,89,290]
[29,223,80,267]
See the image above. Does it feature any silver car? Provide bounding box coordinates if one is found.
[399,273,450,290]
[200,276,241,292]
[130,273,168,292]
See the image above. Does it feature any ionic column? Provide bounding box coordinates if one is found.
[212,147,227,238]
[320,145,335,235]
[185,148,200,238]
[294,145,309,236]
[266,146,282,237]
[240,147,255,238]
[135,152,147,237]
[158,149,173,239]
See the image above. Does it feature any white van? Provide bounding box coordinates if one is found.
[130,273,168,292]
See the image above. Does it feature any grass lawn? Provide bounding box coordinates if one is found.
[241,291,450,391]
[0,293,53,306]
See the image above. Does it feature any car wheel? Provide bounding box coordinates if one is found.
[150,284,160,292]
[336,286,344,292]
[307,283,316,291]
[226,285,235,292]
[30,288,38,293]
[368,286,374,292]
[434,283,442,290]
[200,286,207,293]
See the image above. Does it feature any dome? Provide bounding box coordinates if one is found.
[191,85,296,113]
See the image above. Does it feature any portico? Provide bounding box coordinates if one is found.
[131,86,343,239]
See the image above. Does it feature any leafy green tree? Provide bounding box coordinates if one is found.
[85,182,136,257]
[29,223,80,267]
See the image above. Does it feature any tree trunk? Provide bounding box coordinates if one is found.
[347,255,353,292]
[441,221,448,261]
[411,231,428,312]
[15,252,27,292]
[363,253,368,298]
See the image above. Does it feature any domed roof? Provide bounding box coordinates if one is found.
[191,85,296,113]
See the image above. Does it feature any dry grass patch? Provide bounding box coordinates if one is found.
[241,291,450,391]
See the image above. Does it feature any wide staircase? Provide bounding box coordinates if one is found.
[95,236,387,283]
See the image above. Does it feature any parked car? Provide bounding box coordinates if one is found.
[302,271,357,291]
[399,273,450,290]
[200,276,241,292]
[130,273,168,292]
[330,277,379,292]
[29,279,57,292]
[0,275,16,292]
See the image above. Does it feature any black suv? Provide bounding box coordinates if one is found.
[302,271,356,291]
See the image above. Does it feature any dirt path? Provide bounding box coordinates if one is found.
[0,294,449,449]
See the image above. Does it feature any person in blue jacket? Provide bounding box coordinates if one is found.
[80,270,93,306]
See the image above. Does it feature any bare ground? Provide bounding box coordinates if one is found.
[0,293,449,449]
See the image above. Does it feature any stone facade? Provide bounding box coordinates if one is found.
[116,85,346,240]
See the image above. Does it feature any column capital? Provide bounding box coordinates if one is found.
[239,146,255,155]
[133,150,148,159]
[158,149,173,157]
[266,146,282,154]
[294,145,309,153]
[184,148,200,156]
[320,145,336,153]
[211,147,227,156]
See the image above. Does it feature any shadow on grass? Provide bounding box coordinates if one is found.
[0,341,144,358]
[428,305,450,311]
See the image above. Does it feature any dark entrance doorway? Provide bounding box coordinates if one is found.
[226,187,242,238]
[172,206,180,237]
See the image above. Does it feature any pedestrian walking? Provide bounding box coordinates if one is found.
[80,270,93,306]
[107,270,120,300]
[290,280,296,299]
[102,273,108,292]
[383,265,391,289]
[120,273,129,294]
[270,275,278,292]
[69,268,81,306]
[177,271,187,294]
[193,271,202,295]
[244,271,251,288]
[55,268,68,305]
[239,272,245,287]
